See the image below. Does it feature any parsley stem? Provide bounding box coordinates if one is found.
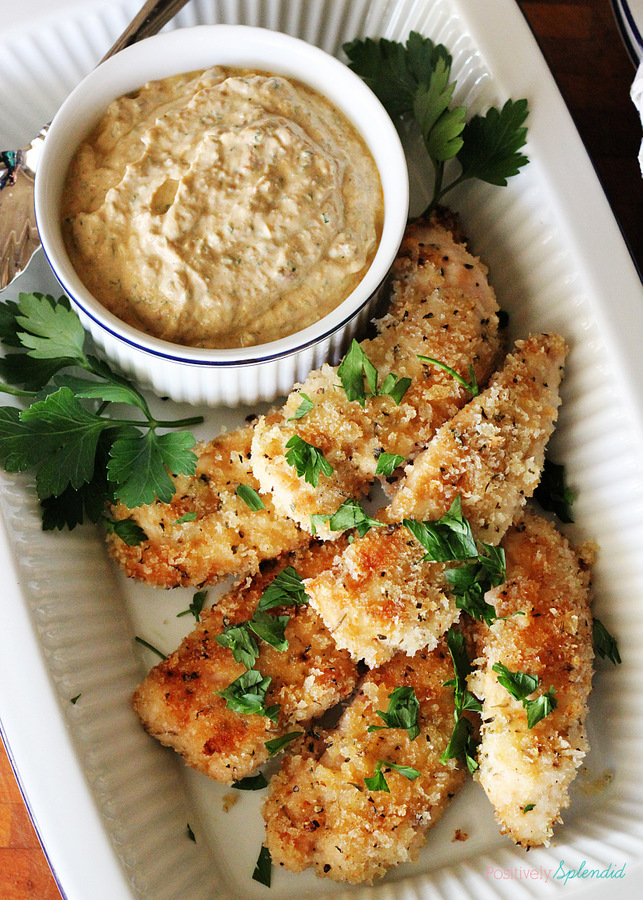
[102,414,204,430]
[425,160,446,218]
[148,415,205,429]
[0,382,37,398]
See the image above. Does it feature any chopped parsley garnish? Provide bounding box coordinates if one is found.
[235,484,266,511]
[177,589,208,622]
[364,759,421,793]
[265,731,304,757]
[216,623,261,669]
[173,511,197,524]
[217,669,279,721]
[216,567,308,670]
[492,662,558,728]
[404,495,507,624]
[417,355,479,397]
[367,685,420,741]
[135,636,167,660]
[232,772,269,791]
[252,845,272,887]
[310,498,385,538]
[287,392,314,421]
[593,618,621,665]
[534,458,575,523]
[257,566,310,612]
[441,627,482,773]
[403,495,478,561]
[337,340,411,407]
[186,823,196,843]
[248,611,290,652]
[375,451,407,477]
[344,32,529,216]
[522,803,536,814]
[284,434,333,487]
[445,543,507,625]
[70,694,81,705]
[102,515,148,546]
[0,293,203,530]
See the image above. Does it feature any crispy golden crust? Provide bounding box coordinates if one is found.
[386,332,568,539]
[132,538,358,784]
[107,421,309,588]
[304,525,457,669]
[306,334,567,667]
[251,215,501,537]
[263,641,464,884]
[469,510,594,847]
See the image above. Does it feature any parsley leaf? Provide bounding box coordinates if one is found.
[236,483,266,510]
[441,628,482,773]
[215,624,261,670]
[593,618,621,665]
[265,731,304,757]
[15,292,86,361]
[310,498,385,538]
[364,759,421,793]
[248,610,290,652]
[257,566,310,612]
[525,688,558,729]
[367,685,420,741]
[107,428,198,508]
[492,662,558,728]
[375,451,407,477]
[457,98,529,186]
[534,458,575,523]
[492,662,539,701]
[287,392,314,421]
[445,543,507,624]
[403,495,478,561]
[337,340,410,407]
[217,669,279,721]
[232,772,269,791]
[252,846,272,887]
[344,33,529,216]
[103,516,148,547]
[285,434,333,487]
[177,590,208,622]
[364,759,390,793]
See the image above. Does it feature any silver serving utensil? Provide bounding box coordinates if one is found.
[0,0,191,290]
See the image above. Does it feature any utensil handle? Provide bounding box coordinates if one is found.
[100,0,192,62]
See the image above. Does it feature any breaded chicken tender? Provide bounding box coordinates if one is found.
[132,539,358,784]
[107,421,309,588]
[251,214,501,538]
[469,510,594,847]
[263,640,464,884]
[306,333,568,667]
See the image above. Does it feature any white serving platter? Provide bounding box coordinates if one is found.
[2,1,643,898]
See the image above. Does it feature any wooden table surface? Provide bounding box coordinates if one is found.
[1,2,642,898]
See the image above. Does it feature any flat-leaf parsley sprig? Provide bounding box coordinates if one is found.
[0,293,204,530]
[344,32,529,217]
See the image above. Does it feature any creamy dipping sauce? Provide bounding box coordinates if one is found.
[61,67,384,349]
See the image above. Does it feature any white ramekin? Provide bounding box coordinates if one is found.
[35,24,409,407]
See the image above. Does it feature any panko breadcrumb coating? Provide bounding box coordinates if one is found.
[305,333,567,667]
[469,509,594,847]
[251,213,501,538]
[107,420,309,588]
[132,538,358,784]
[262,640,464,884]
